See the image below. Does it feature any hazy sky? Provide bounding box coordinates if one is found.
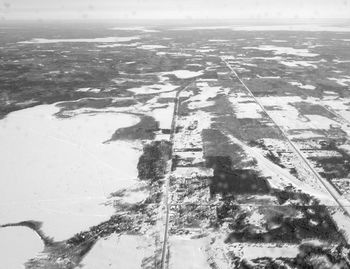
[1,0,350,21]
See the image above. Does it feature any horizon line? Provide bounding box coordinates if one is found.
[2,17,350,23]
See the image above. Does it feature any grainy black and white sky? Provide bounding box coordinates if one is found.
[1,0,350,21]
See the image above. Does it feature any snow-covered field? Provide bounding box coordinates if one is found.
[0,104,142,240]
[244,45,319,57]
[228,95,263,119]
[151,104,175,130]
[128,84,178,95]
[186,84,221,109]
[229,243,299,259]
[111,26,159,33]
[169,237,211,269]
[137,44,167,50]
[258,96,340,130]
[81,234,154,269]
[281,61,318,68]
[161,70,204,79]
[328,77,350,87]
[289,82,316,90]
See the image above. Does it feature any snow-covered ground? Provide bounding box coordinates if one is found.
[169,236,212,269]
[258,96,340,130]
[0,104,142,240]
[186,85,221,109]
[289,130,324,139]
[111,26,159,33]
[243,45,319,57]
[289,82,316,90]
[128,84,178,95]
[281,61,318,68]
[76,87,102,93]
[229,243,299,260]
[209,39,230,42]
[137,44,167,50]
[0,227,44,269]
[328,77,350,87]
[228,95,263,119]
[161,70,204,79]
[97,42,140,48]
[157,52,193,57]
[172,167,214,178]
[151,104,175,130]
[81,234,154,269]
[226,134,336,204]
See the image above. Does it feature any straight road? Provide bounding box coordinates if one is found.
[160,81,196,269]
[221,56,350,220]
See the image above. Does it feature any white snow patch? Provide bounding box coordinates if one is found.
[76,87,91,92]
[241,245,299,259]
[162,70,204,79]
[257,75,281,79]
[0,227,44,269]
[244,45,319,57]
[169,237,211,269]
[229,97,263,119]
[272,40,287,42]
[186,86,221,109]
[226,134,336,204]
[159,91,177,98]
[331,210,350,242]
[157,52,193,57]
[137,44,167,50]
[328,77,350,87]
[188,100,215,109]
[171,26,232,30]
[172,167,213,178]
[128,84,178,95]
[209,39,229,42]
[97,42,140,48]
[81,234,153,269]
[289,82,316,90]
[248,210,265,227]
[89,88,101,93]
[258,96,331,130]
[151,104,175,130]
[191,86,221,102]
[289,130,323,139]
[281,61,318,68]
[121,190,148,204]
[111,26,159,33]
[306,115,339,129]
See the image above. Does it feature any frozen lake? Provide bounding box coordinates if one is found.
[0,104,142,241]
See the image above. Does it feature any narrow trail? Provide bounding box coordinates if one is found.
[221,57,350,221]
[160,81,195,269]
